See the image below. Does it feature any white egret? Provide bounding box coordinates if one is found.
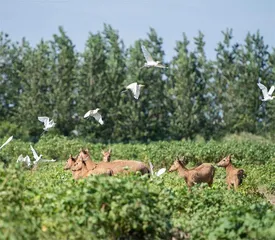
[38,116,56,131]
[149,161,166,177]
[257,82,275,101]
[41,159,56,163]
[84,108,104,125]
[17,154,31,168]
[123,82,145,100]
[0,136,13,150]
[30,145,43,165]
[141,44,167,69]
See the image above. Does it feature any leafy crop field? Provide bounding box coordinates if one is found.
[1,134,275,239]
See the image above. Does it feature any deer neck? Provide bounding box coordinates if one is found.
[178,165,189,177]
[225,162,234,174]
[83,156,97,170]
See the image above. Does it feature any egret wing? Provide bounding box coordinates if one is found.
[41,159,56,162]
[268,85,275,95]
[257,82,268,98]
[0,136,13,150]
[38,116,49,124]
[84,110,91,118]
[141,44,154,63]
[155,64,167,69]
[17,154,24,162]
[149,161,154,175]
[30,145,39,160]
[93,113,104,125]
[24,155,31,167]
[156,168,166,177]
[127,83,139,99]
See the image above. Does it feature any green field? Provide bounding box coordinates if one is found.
[1,134,275,240]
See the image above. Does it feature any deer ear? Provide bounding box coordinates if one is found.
[84,148,89,153]
[108,148,112,153]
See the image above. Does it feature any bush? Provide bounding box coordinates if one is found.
[0,163,173,239]
[0,121,29,141]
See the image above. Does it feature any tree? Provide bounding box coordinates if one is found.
[114,28,170,142]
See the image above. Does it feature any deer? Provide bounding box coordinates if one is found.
[168,157,215,190]
[80,149,150,175]
[216,155,245,190]
[71,156,113,180]
[64,154,82,180]
[102,149,112,162]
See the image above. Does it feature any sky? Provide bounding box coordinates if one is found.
[0,0,274,61]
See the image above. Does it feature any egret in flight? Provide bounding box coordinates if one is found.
[257,82,275,101]
[123,82,145,100]
[38,116,56,132]
[0,136,13,150]
[141,44,167,69]
[84,108,104,125]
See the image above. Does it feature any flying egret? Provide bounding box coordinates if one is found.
[30,145,43,165]
[122,82,145,100]
[141,44,168,69]
[38,116,56,131]
[0,136,13,150]
[84,108,104,125]
[149,161,166,177]
[17,154,31,168]
[257,82,275,101]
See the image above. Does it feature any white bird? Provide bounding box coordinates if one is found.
[40,159,56,163]
[30,145,43,165]
[141,44,168,69]
[84,108,104,125]
[17,154,31,168]
[149,161,166,177]
[257,82,275,101]
[123,82,145,100]
[0,136,13,150]
[38,116,56,131]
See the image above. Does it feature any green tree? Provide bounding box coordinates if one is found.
[50,26,78,136]
[76,31,108,140]
[16,39,54,139]
[0,33,24,121]
[169,32,212,140]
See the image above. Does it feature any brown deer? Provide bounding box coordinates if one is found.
[71,157,113,179]
[168,157,215,190]
[102,149,112,162]
[64,155,83,180]
[80,149,150,175]
[217,155,245,190]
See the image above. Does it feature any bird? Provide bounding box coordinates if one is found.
[84,108,104,125]
[40,159,56,163]
[38,116,56,131]
[30,145,43,165]
[0,136,13,150]
[17,154,31,168]
[140,44,168,69]
[149,161,166,177]
[257,82,275,101]
[122,82,145,100]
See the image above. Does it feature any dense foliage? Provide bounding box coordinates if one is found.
[0,135,275,239]
[1,26,275,142]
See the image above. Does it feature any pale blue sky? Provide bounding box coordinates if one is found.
[0,0,274,61]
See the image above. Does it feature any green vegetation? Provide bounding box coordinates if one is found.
[0,135,275,239]
[1,27,275,142]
